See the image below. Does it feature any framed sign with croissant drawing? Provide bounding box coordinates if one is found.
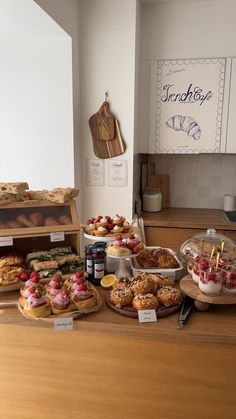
[154,58,228,153]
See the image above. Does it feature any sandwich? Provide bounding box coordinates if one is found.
[55,254,84,273]
[50,246,73,258]
[25,251,52,265]
[29,260,60,279]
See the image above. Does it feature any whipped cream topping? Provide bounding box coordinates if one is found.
[25,278,39,287]
[113,225,122,231]
[27,294,47,308]
[100,217,108,224]
[97,226,107,232]
[48,287,62,296]
[52,292,69,306]
[73,288,91,301]
[48,277,63,288]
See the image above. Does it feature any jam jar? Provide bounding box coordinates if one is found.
[91,247,106,286]
[85,244,96,281]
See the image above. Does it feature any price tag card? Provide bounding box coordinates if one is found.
[54,317,74,331]
[50,232,65,242]
[138,309,157,323]
[0,236,13,247]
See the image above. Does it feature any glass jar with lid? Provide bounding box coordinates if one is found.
[142,188,162,212]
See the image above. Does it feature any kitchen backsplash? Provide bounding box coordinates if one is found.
[138,154,236,209]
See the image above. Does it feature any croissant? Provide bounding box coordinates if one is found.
[166,115,201,140]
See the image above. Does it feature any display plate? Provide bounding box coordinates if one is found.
[84,232,130,242]
[105,292,181,319]
[180,275,236,305]
[17,285,102,322]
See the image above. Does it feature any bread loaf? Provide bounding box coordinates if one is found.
[0,182,29,194]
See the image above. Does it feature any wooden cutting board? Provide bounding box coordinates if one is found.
[89,102,126,159]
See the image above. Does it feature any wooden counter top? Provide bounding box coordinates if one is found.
[1,287,236,345]
[142,207,236,230]
[1,286,236,419]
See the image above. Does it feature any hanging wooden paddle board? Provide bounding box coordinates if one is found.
[89,101,126,159]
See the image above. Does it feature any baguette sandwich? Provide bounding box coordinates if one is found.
[25,251,52,265]
[55,254,83,273]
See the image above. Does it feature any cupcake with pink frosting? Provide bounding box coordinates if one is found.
[23,289,51,318]
[51,290,71,314]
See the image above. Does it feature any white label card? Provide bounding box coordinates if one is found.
[0,236,13,247]
[50,232,65,242]
[138,309,157,323]
[54,317,74,331]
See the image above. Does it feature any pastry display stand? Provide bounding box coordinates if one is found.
[106,253,137,278]
[180,275,236,311]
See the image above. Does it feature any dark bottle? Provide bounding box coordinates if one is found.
[85,244,95,280]
[91,247,106,286]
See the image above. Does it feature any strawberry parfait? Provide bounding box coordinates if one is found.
[222,268,236,295]
[199,269,222,295]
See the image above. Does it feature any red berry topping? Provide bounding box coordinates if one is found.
[75,271,84,279]
[30,271,39,281]
[19,272,29,281]
[116,235,123,241]
[78,283,87,291]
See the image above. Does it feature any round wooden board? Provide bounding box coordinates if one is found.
[180,275,236,305]
[105,292,181,319]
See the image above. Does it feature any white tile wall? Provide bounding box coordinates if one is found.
[146,154,236,209]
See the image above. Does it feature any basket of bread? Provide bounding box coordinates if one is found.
[130,246,184,280]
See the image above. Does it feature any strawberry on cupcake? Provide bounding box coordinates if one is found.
[51,289,71,314]
[23,288,51,318]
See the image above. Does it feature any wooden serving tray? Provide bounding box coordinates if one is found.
[180,275,236,305]
[105,292,181,319]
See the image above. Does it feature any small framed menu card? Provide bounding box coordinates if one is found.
[108,159,127,187]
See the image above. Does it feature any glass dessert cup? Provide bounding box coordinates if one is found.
[199,269,222,296]
[222,266,236,295]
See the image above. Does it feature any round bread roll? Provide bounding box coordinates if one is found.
[132,293,158,310]
[130,275,154,295]
[109,287,133,308]
[113,277,134,290]
[44,217,60,226]
[157,286,183,307]
[29,212,44,227]
[58,215,72,225]
[152,274,175,288]
[16,214,33,227]
[5,219,24,229]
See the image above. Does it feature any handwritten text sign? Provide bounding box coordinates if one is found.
[54,317,74,331]
[155,58,226,153]
[50,232,65,242]
[0,236,13,247]
[138,309,157,323]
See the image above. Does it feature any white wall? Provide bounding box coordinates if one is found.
[138,0,236,208]
[79,0,137,222]
[138,0,236,153]
[0,0,74,190]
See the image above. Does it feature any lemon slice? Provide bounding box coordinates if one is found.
[100,274,117,289]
